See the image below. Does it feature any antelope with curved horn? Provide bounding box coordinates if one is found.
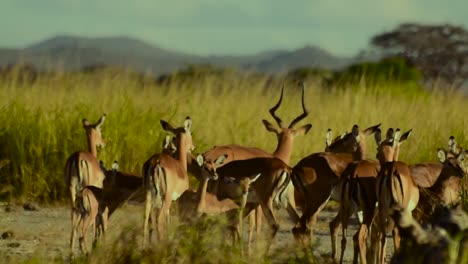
[142,117,195,244]
[335,128,412,264]
[198,83,311,249]
[290,123,381,245]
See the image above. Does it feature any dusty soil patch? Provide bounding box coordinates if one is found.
[0,203,394,263]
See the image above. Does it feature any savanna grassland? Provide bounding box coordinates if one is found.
[0,68,466,263]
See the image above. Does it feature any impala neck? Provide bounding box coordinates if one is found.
[196,178,209,213]
[353,143,366,161]
[175,134,188,172]
[428,164,458,194]
[87,133,98,158]
[273,135,293,164]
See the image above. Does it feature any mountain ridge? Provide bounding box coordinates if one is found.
[0,35,355,75]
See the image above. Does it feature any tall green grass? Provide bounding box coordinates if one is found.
[0,70,466,202]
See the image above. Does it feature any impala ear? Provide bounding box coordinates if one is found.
[214,154,228,165]
[262,120,280,134]
[326,129,333,147]
[112,160,119,171]
[184,116,192,133]
[339,132,348,139]
[437,148,447,163]
[96,114,106,128]
[196,155,204,167]
[458,151,465,163]
[448,136,458,152]
[163,135,171,149]
[374,128,382,146]
[160,119,175,133]
[293,124,312,136]
[398,129,412,144]
[363,123,382,135]
[393,129,401,147]
[82,119,90,127]
[386,128,394,142]
[351,125,359,139]
[250,173,262,183]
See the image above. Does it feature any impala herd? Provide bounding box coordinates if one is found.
[65,83,467,263]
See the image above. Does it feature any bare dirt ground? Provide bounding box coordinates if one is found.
[0,202,394,263]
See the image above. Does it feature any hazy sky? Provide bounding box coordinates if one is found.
[2,0,467,56]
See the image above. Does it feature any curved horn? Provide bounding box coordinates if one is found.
[269,84,284,127]
[288,82,309,128]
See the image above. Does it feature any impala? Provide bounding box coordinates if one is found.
[199,154,292,252]
[70,161,146,257]
[178,155,261,244]
[290,123,381,244]
[410,136,462,188]
[142,117,195,243]
[199,83,311,249]
[70,185,108,257]
[413,148,467,223]
[336,128,412,264]
[65,114,106,207]
[374,134,420,264]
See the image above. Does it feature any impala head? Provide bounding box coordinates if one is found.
[438,148,467,178]
[99,160,119,187]
[162,134,177,155]
[262,83,312,162]
[447,136,462,158]
[236,173,261,208]
[375,128,412,164]
[82,114,106,148]
[325,123,381,159]
[196,154,227,181]
[160,116,194,154]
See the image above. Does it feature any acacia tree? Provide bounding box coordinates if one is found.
[371,23,468,89]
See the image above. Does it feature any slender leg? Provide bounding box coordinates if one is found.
[143,190,152,245]
[330,210,342,261]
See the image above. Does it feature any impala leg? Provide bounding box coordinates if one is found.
[379,229,387,264]
[80,212,93,256]
[70,208,79,258]
[259,199,279,254]
[143,190,152,245]
[150,207,158,243]
[100,207,109,244]
[157,196,172,241]
[256,205,263,237]
[339,216,349,264]
[392,225,400,252]
[352,230,359,264]
[330,210,341,261]
[248,210,255,256]
[286,201,300,224]
[357,203,375,264]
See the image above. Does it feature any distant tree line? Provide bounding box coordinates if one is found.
[371,23,468,89]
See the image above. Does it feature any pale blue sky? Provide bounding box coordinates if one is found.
[1,0,467,56]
